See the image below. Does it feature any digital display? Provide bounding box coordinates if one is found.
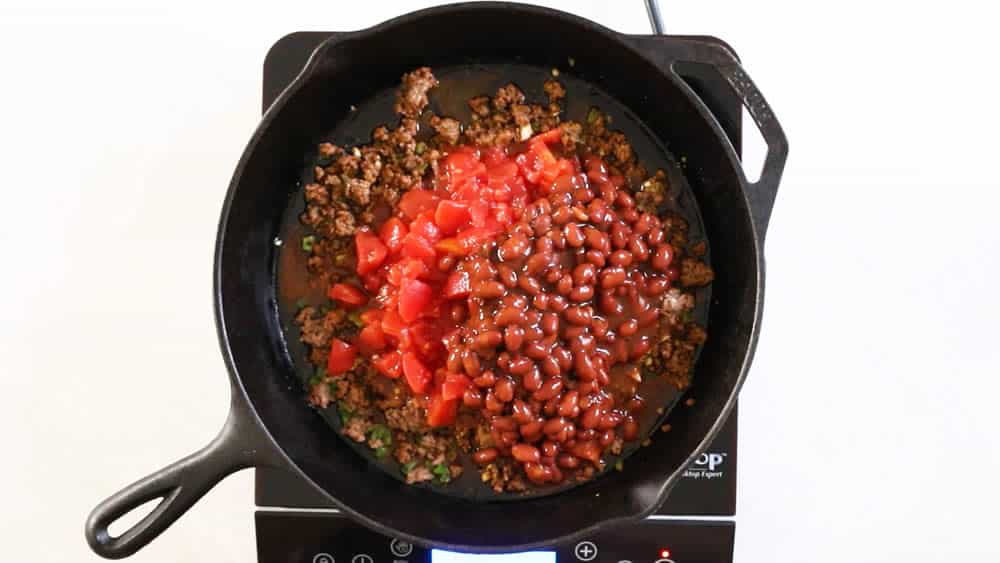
[431,550,556,562]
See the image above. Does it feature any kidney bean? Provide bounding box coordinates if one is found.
[493,416,517,432]
[531,293,549,311]
[622,416,640,441]
[570,440,602,466]
[621,207,639,223]
[522,366,543,391]
[446,350,463,373]
[518,420,545,442]
[608,249,633,267]
[449,302,468,323]
[504,325,525,351]
[512,399,535,423]
[615,285,629,297]
[591,317,609,339]
[463,388,484,409]
[633,213,655,236]
[574,353,598,381]
[541,441,560,458]
[553,346,573,371]
[625,397,645,413]
[473,370,497,388]
[543,417,574,443]
[575,429,596,443]
[500,234,531,261]
[557,453,580,469]
[547,228,566,249]
[629,335,652,360]
[541,355,561,378]
[583,227,610,253]
[559,391,581,418]
[507,355,533,376]
[645,276,670,296]
[569,285,595,302]
[564,223,585,247]
[534,236,554,255]
[552,205,573,225]
[556,275,573,296]
[476,330,503,350]
[534,377,564,401]
[638,307,660,328]
[598,292,623,316]
[468,257,498,280]
[596,366,610,386]
[600,266,627,288]
[518,275,542,295]
[523,324,545,342]
[585,249,606,267]
[524,341,550,361]
[577,381,595,396]
[532,215,552,238]
[498,265,518,288]
[571,205,590,222]
[494,376,515,402]
[565,305,593,326]
[544,267,562,284]
[611,225,630,249]
[615,191,635,209]
[613,338,629,362]
[524,462,550,484]
[646,226,665,246]
[598,410,623,430]
[569,331,596,354]
[651,244,674,271]
[485,390,505,413]
[495,307,524,327]
[665,266,680,282]
[526,252,553,275]
[619,319,639,337]
[462,351,482,377]
[573,187,595,204]
[500,431,519,447]
[572,263,597,286]
[473,448,498,465]
[548,295,568,313]
[599,429,616,447]
[628,236,649,261]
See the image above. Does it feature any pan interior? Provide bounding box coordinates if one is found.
[273,62,712,502]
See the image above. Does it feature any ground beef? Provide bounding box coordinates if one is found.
[430,115,462,145]
[394,67,438,118]
[679,257,715,287]
[295,307,346,350]
[464,83,560,146]
[384,398,427,433]
[543,79,566,102]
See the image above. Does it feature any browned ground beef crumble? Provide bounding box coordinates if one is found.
[293,67,713,490]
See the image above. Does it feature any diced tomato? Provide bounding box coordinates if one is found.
[441,372,471,401]
[426,390,458,427]
[360,309,382,325]
[467,200,490,227]
[401,233,436,260]
[398,189,440,220]
[372,351,402,379]
[539,157,572,188]
[401,352,432,394]
[443,151,486,190]
[358,322,386,355]
[327,283,366,308]
[406,321,445,363]
[481,146,508,167]
[434,200,471,234]
[398,278,432,322]
[378,217,408,254]
[410,211,442,243]
[326,338,357,375]
[361,268,385,293]
[381,309,406,339]
[493,203,514,225]
[515,151,544,184]
[443,270,471,299]
[354,229,388,275]
[531,127,563,145]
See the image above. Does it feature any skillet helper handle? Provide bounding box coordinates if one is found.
[85,397,273,559]
[670,41,788,238]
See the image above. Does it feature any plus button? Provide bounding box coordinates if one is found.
[574,541,598,562]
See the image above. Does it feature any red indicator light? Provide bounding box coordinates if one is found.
[659,548,672,558]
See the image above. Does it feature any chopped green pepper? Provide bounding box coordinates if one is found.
[301,235,316,253]
[401,461,418,475]
[414,142,427,155]
[431,463,451,484]
[368,424,393,446]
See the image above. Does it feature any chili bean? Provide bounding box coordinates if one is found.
[556,275,573,296]
[495,307,523,327]
[534,236,554,255]
[565,305,593,326]
[591,317,609,339]
[446,350,463,373]
[573,187,594,204]
[473,370,496,388]
[449,302,468,323]
[541,441,560,458]
[564,223,585,247]
[571,205,589,222]
[500,431,519,447]
[568,330,596,354]
[543,417,574,442]
[619,319,639,337]
[570,440,602,465]
[503,325,525,351]
[552,205,573,225]
[577,382,595,397]
[574,352,598,381]
[633,213,654,236]
[585,249,606,267]
[501,234,531,261]
[538,295,562,314]
[599,266,627,288]
[523,324,545,342]
[598,292,623,316]
[498,265,518,288]
[646,226,665,246]
[493,416,517,432]
[596,367,610,386]
[622,417,640,441]
[476,330,503,350]
[547,228,566,250]
[598,410,623,430]
[485,390,505,413]
[534,376,564,401]
[628,236,649,261]
[557,453,580,469]
[583,227,610,253]
[645,276,669,296]
[473,448,498,465]
[512,399,534,423]
[437,254,456,271]
[524,462,550,484]
[526,252,553,275]
[570,284,595,302]
[615,285,628,297]
[553,346,573,371]
[665,266,680,282]
[549,191,573,208]
[542,397,559,416]
[575,429,597,443]
[463,388,484,409]
[621,207,639,223]
[543,268,561,284]
[608,250,633,267]
[522,366,543,391]
[541,355,561,377]
[615,191,635,209]
[638,307,660,328]
[462,351,482,377]
[625,397,645,413]
[651,244,674,271]
[630,335,652,360]
[508,355,533,376]
[468,257,498,280]
[518,421,545,442]
[494,376,515,402]
[599,429,616,447]
[496,352,512,371]
[518,275,542,295]
[611,224,630,249]
[524,341,550,361]
[532,215,552,237]
[559,391,580,418]
[572,263,597,286]
[613,338,629,362]
[473,281,505,299]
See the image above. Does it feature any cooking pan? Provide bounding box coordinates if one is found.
[85,2,787,558]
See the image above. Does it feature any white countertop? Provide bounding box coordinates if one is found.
[2,1,999,561]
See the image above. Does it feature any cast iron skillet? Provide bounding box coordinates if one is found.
[85,2,787,558]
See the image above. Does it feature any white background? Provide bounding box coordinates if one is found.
[2,1,998,562]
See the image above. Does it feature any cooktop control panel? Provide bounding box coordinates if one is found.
[256,512,734,563]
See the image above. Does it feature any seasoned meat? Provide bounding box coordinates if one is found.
[679,257,715,287]
[394,67,438,117]
[430,115,462,145]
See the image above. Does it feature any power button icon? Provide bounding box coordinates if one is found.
[312,554,335,563]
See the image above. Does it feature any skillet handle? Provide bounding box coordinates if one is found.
[84,395,278,559]
[668,41,789,238]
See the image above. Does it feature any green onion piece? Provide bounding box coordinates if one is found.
[415,142,427,155]
[374,446,390,458]
[347,311,364,327]
[337,401,354,425]
[301,235,316,253]
[432,463,451,484]
[308,366,328,386]
[368,424,393,446]
[401,461,418,474]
